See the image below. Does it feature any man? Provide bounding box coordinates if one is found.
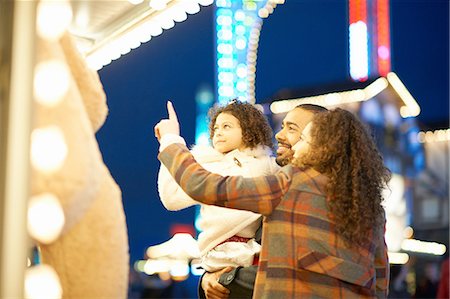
[156,103,327,299]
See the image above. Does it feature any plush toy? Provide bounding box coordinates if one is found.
[31,33,129,298]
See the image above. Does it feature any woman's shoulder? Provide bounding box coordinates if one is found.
[289,166,328,195]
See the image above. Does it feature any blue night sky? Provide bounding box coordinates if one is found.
[96,0,449,265]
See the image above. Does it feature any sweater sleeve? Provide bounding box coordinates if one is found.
[375,223,390,298]
[158,143,292,215]
[157,164,198,211]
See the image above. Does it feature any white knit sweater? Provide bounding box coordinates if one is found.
[158,138,279,270]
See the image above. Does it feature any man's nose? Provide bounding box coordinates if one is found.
[275,130,284,141]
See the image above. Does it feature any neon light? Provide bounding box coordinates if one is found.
[376,0,391,76]
[349,21,369,81]
[349,0,369,81]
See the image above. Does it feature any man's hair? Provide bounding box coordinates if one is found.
[208,100,273,149]
[295,103,328,113]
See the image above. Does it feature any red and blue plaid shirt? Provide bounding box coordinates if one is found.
[159,143,389,298]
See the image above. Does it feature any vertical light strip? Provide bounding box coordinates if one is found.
[349,0,369,81]
[376,0,391,76]
[215,0,281,104]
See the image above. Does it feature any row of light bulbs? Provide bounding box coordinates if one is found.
[269,73,421,119]
[86,0,214,70]
[25,0,73,298]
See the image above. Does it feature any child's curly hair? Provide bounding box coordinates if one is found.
[294,108,391,246]
[208,100,273,150]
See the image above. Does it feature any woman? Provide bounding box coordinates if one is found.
[156,105,391,298]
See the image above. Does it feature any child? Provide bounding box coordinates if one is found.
[157,100,279,272]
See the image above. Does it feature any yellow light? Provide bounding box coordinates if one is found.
[27,193,65,244]
[150,0,167,10]
[144,259,170,275]
[364,77,388,99]
[258,8,269,18]
[387,72,420,117]
[36,0,73,40]
[134,260,147,272]
[25,264,62,299]
[417,128,450,143]
[31,126,68,173]
[34,60,70,107]
[417,131,426,143]
[401,239,447,255]
[388,252,409,264]
[403,226,414,239]
[170,260,189,281]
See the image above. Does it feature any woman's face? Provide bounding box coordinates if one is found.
[292,122,313,159]
[212,112,244,154]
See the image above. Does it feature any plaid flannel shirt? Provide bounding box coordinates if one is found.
[159,143,389,298]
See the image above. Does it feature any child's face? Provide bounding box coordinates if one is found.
[212,112,244,154]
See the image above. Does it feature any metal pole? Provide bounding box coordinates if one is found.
[0,0,36,297]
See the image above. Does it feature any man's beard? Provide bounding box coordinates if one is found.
[275,149,294,166]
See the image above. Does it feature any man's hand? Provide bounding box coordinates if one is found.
[154,101,180,141]
[201,267,233,299]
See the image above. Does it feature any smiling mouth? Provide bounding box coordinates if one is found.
[276,143,291,153]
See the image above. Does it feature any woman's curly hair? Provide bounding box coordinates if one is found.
[208,100,273,149]
[295,108,391,246]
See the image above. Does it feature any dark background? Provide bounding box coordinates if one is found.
[96,0,449,271]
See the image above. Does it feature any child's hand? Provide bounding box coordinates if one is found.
[154,101,180,141]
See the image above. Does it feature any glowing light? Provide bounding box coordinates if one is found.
[31,126,68,173]
[387,72,420,117]
[150,0,167,10]
[146,233,200,259]
[324,93,341,106]
[218,57,234,68]
[25,264,62,299]
[198,0,214,6]
[217,43,233,54]
[36,0,73,40]
[218,85,234,97]
[234,10,245,21]
[235,38,247,50]
[401,239,447,255]
[218,71,234,83]
[364,77,388,99]
[217,29,233,40]
[236,81,247,92]
[403,226,414,239]
[134,260,146,272]
[190,259,205,276]
[417,128,450,143]
[170,260,190,281]
[34,60,70,107]
[144,259,170,275]
[236,64,247,78]
[349,21,369,81]
[183,1,201,14]
[378,46,390,60]
[388,252,409,264]
[128,0,144,4]
[258,8,269,18]
[217,15,232,26]
[83,0,214,70]
[28,193,65,244]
